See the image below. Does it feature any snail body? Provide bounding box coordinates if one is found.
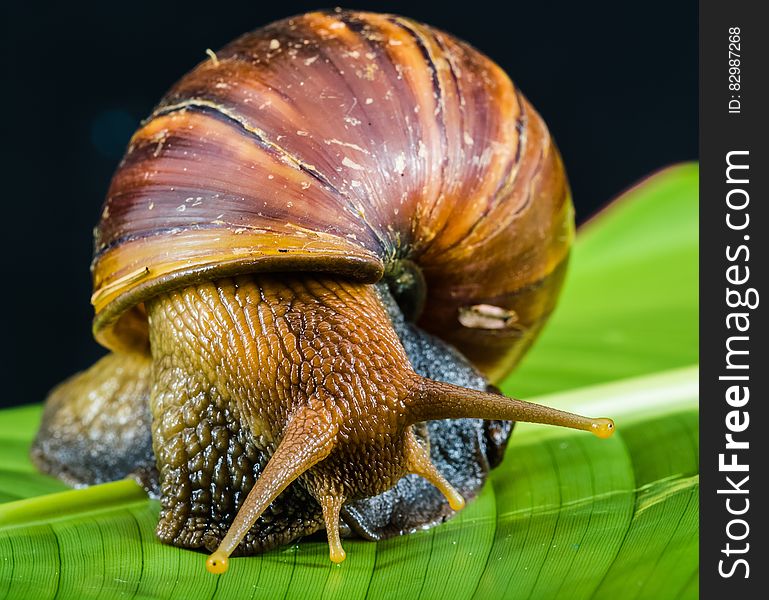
[32,10,613,570]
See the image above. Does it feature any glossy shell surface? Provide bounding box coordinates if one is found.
[92,10,573,380]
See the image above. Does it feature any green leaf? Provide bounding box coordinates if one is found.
[0,164,699,599]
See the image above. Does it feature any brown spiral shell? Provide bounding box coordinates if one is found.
[91,10,573,381]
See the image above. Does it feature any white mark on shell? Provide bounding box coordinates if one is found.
[342,156,365,171]
[458,305,519,330]
[325,138,369,154]
[394,153,406,174]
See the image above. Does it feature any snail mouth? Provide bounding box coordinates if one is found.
[194,277,494,569]
[339,418,492,541]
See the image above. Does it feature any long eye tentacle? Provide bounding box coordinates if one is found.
[409,378,615,439]
[206,408,337,574]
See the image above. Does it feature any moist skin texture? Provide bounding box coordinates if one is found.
[34,273,612,567]
[146,273,613,570]
[31,277,511,555]
[147,274,454,561]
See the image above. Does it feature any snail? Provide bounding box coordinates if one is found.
[31,9,614,572]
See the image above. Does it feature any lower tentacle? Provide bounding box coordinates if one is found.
[404,429,465,511]
[319,494,347,563]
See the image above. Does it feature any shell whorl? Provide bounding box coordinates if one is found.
[91,10,573,380]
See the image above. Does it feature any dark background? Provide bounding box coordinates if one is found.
[0,1,696,409]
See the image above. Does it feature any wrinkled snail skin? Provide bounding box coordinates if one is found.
[146,275,424,554]
[31,280,514,555]
[32,9,614,570]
